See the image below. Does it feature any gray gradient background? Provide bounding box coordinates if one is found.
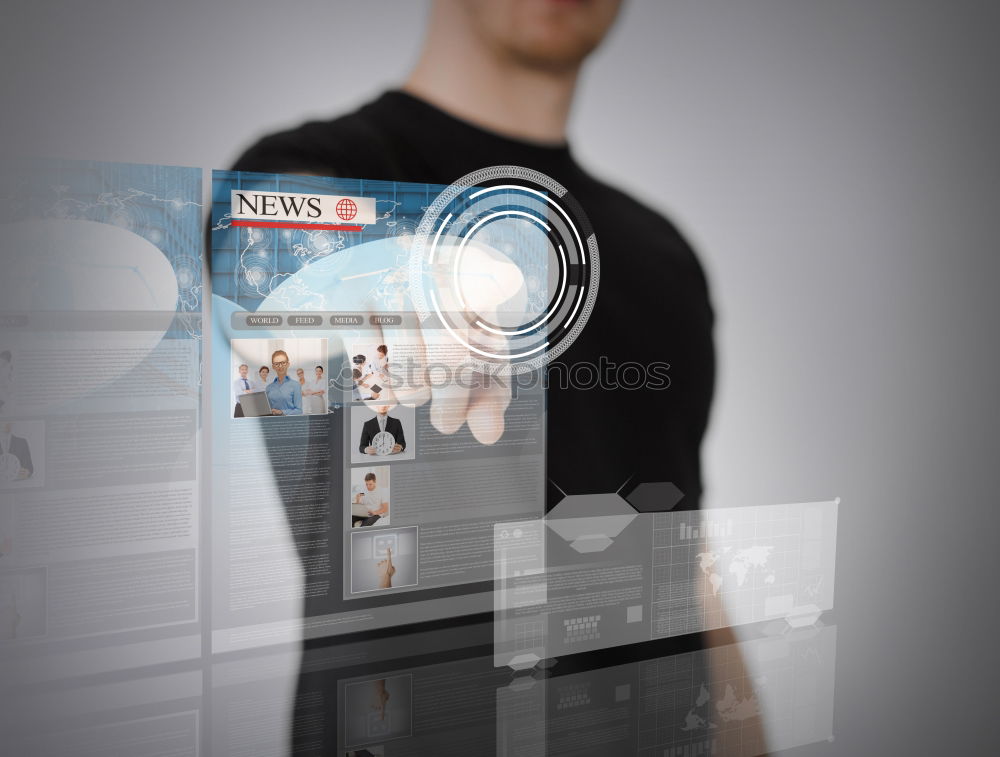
[3,1,998,753]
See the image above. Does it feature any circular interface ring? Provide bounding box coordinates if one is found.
[409,166,599,376]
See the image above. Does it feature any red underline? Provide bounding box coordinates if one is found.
[232,219,363,231]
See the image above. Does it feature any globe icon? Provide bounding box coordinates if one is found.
[336,198,358,221]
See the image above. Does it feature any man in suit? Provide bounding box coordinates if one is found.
[359,404,406,456]
[0,423,32,480]
[232,363,252,418]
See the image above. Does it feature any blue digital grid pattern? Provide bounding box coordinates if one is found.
[211,171,443,310]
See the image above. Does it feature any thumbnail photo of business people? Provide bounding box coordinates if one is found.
[349,342,391,402]
[350,403,415,464]
[0,419,44,490]
[350,465,390,528]
[231,338,329,418]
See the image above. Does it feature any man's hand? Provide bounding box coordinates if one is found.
[391,443,403,454]
[358,239,527,445]
[270,409,283,415]
[365,446,376,455]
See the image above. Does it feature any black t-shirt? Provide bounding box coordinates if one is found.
[232,90,714,509]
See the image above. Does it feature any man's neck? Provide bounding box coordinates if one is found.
[404,13,579,144]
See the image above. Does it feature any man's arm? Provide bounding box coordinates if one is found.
[359,421,372,454]
[700,574,770,756]
[392,418,405,451]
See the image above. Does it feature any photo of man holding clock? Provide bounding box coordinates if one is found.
[354,403,413,463]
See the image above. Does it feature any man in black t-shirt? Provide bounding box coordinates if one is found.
[234,0,715,511]
[232,2,767,754]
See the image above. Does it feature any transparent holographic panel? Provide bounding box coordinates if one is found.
[206,618,834,756]
[494,519,548,669]
[210,171,547,650]
[507,623,838,756]
[496,674,547,757]
[4,667,202,757]
[652,500,838,636]
[332,656,514,756]
[204,614,838,757]
[0,159,203,679]
[495,500,838,666]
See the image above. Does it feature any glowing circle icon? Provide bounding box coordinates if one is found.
[409,166,600,376]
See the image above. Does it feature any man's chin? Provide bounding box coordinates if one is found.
[511,39,597,72]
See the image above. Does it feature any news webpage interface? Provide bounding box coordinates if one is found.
[209,170,550,652]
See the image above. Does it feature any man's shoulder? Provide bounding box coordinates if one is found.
[574,172,712,303]
[231,101,391,177]
[585,172,695,252]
